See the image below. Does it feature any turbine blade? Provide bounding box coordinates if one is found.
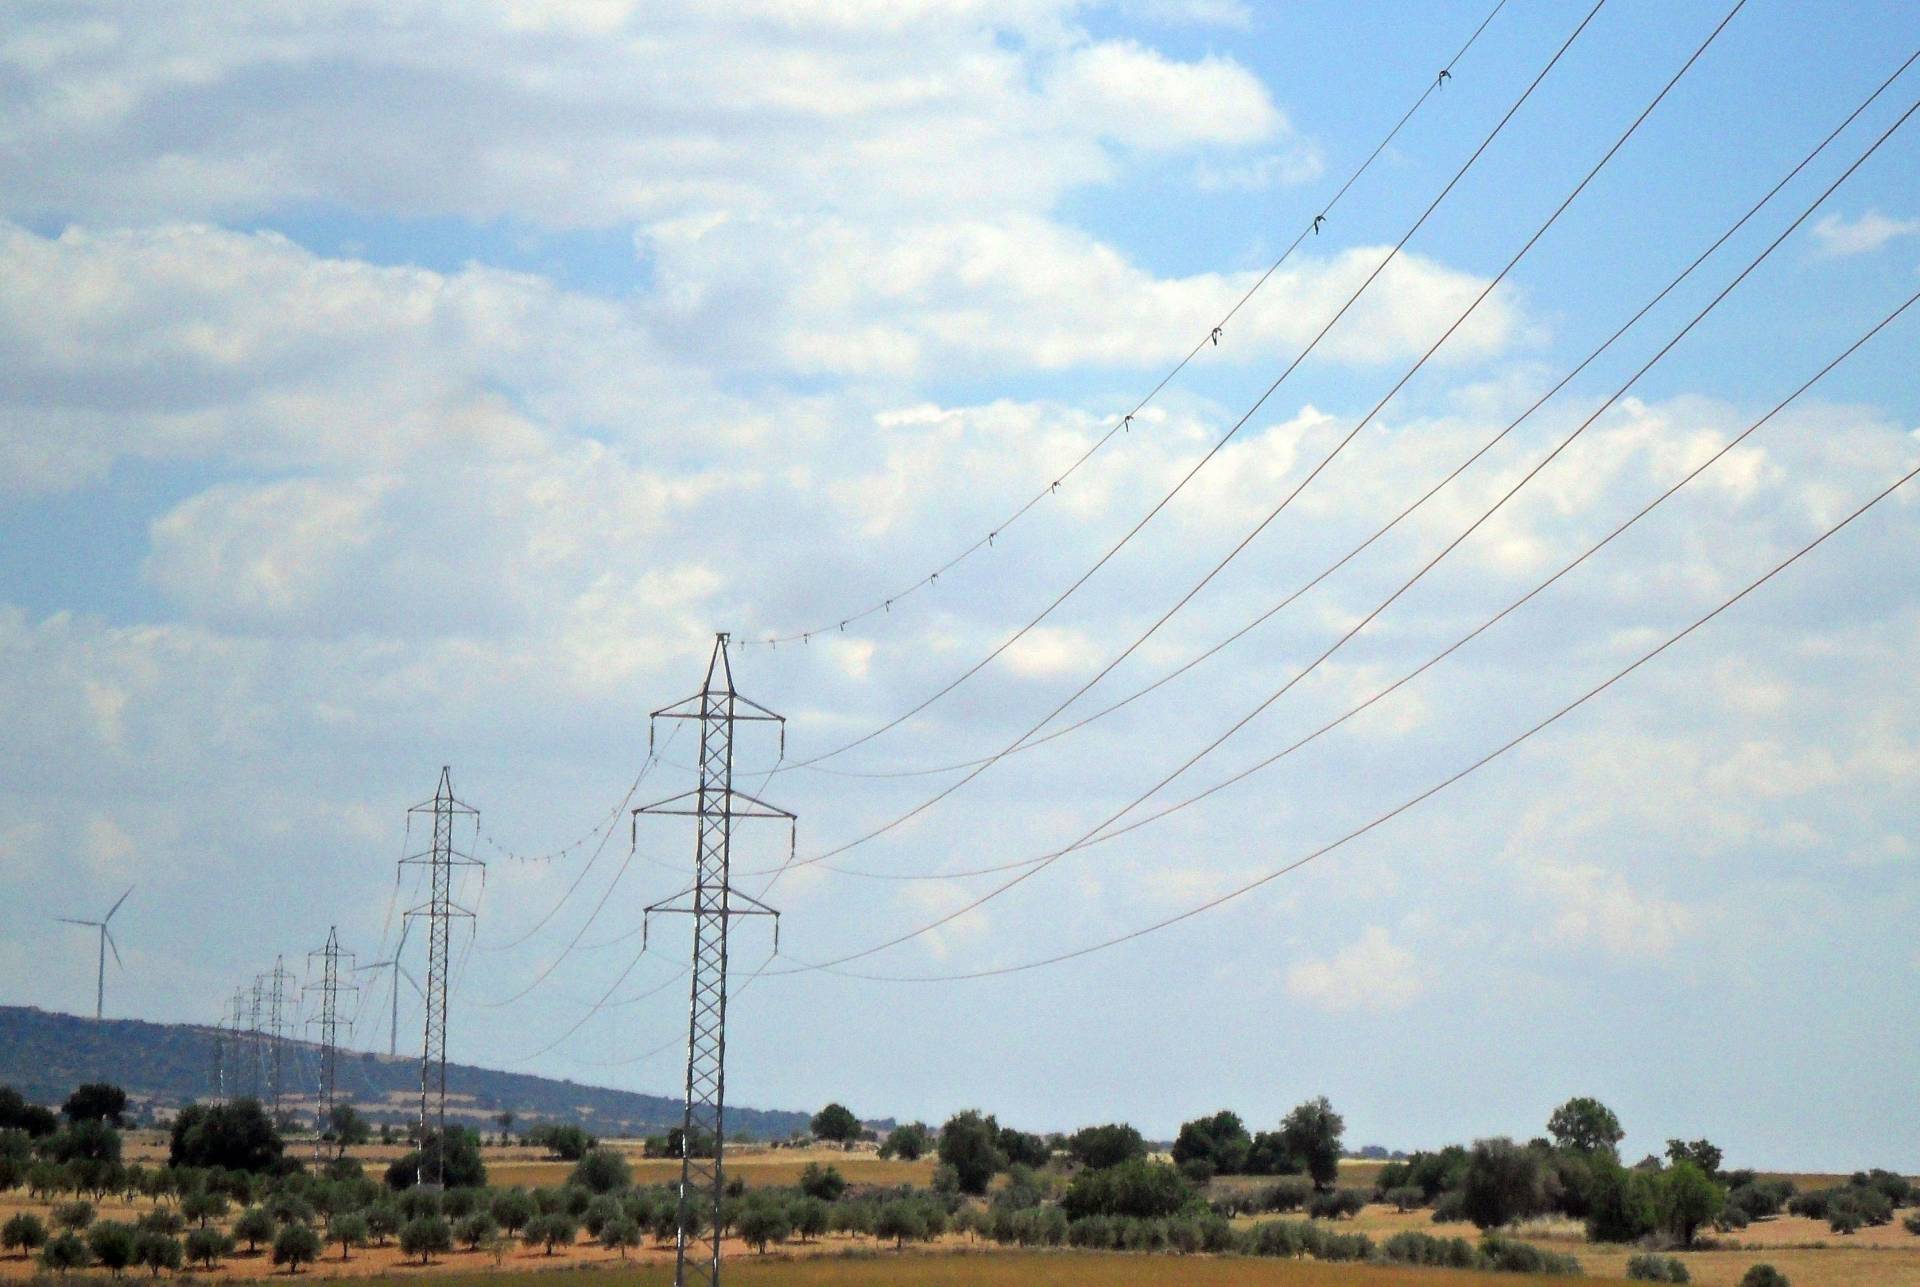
[56,918,97,927]
[106,886,133,922]
[105,930,123,970]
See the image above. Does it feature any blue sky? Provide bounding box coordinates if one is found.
[2,0,1919,1170]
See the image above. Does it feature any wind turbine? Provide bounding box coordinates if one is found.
[58,886,132,1020]
[355,919,421,1057]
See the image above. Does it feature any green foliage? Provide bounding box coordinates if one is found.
[1307,1187,1368,1220]
[1277,1096,1344,1189]
[525,1123,594,1161]
[878,1122,929,1161]
[329,1211,368,1260]
[568,1146,630,1193]
[62,1084,129,1127]
[87,1220,138,1277]
[0,1127,31,1191]
[40,1230,94,1275]
[324,1104,371,1149]
[1478,1232,1582,1275]
[1381,1230,1478,1268]
[1727,1182,1782,1221]
[1548,1097,1625,1156]
[1739,1266,1789,1287]
[797,1161,846,1202]
[791,1196,829,1242]
[133,1230,182,1278]
[384,1126,486,1190]
[362,1201,399,1245]
[1060,1158,1194,1221]
[182,1227,232,1269]
[1666,1138,1724,1177]
[51,1201,94,1232]
[47,1119,122,1165]
[874,1198,941,1248]
[1384,1184,1426,1212]
[598,1215,641,1257]
[1628,1252,1692,1282]
[1658,1160,1726,1248]
[4,1212,49,1256]
[0,1087,60,1138]
[937,1110,1005,1195]
[1855,1168,1913,1207]
[169,1100,284,1173]
[1461,1138,1546,1230]
[398,1216,452,1265]
[490,1189,535,1234]
[1904,1212,1920,1236]
[1064,1122,1146,1171]
[997,1126,1050,1169]
[1587,1157,1659,1243]
[454,1211,496,1250]
[232,1205,276,1251]
[810,1102,861,1145]
[1172,1110,1251,1176]
[523,1212,577,1255]
[736,1198,792,1253]
[271,1222,323,1273]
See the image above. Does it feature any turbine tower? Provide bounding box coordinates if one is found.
[56,886,132,1019]
[355,918,417,1058]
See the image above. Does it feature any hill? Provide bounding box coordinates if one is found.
[0,1005,817,1140]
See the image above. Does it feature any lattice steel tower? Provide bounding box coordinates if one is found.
[261,957,296,1123]
[245,980,265,1100]
[306,927,357,1150]
[402,767,480,1189]
[636,633,791,1287]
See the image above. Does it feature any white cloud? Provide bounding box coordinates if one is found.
[1810,210,1920,258]
[1284,926,1423,1013]
[1525,860,1693,958]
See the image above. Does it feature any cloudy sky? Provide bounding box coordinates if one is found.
[4,0,1919,1169]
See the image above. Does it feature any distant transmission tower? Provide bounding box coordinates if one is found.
[245,979,265,1099]
[261,957,296,1124]
[636,633,791,1287]
[402,767,480,1189]
[306,928,357,1153]
[209,1006,227,1103]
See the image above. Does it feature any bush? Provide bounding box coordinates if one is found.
[1263,1177,1313,1213]
[183,1227,233,1269]
[3,1212,49,1256]
[798,1162,846,1202]
[1385,1184,1426,1212]
[1382,1230,1476,1268]
[1061,1159,1194,1221]
[1479,1232,1582,1275]
[1727,1183,1781,1221]
[1628,1251,1691,1282]
[1065,1122,1148,1170]
[399,1216,452,1265]
[1740,1267,1789,1287]
[1462,1138,1545,1230]
[1904,1212,1920,1236]
[168,1101,284,1174]
[569,1148,630,1193]
[86,1221,138,1277]
[1307,1187,1368,1220]
[271,1223,323,1274]
[1431,1190,1470,1224]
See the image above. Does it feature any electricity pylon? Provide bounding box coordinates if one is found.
[246,980,265,1099]
[402,767,481,1189]
[307,928,357,1151]
[261,957,296,1124]
[635,633,792,1287]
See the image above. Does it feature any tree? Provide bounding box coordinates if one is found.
[1066,1122,1147,1171]
[1461,1138,1546,1230]
[493,1111,515,1142]
[134,1232,182,1279]
[87,1221,138,1277]
[792,1197,829,1243]
[363,1202,399,1246]
[525,1213,576,1256]
[490,1189,535,1235]
[1658,1161,1725,1249]
[736,1201,791,1253]
[937,1111,1006,1195]
[1060,1159,1194,1220]
[3,1212,48,1257]
[1548,1097,1625,1158]
[997,1127,1051,1169]
[455,1212,497,1250]
[879,1123,929,1161]
[1666,1139,1724,1178]
[798,1162,846,1202]
[181,1190,230,1228]
[385,1127,486,1190]
[169,1101,284,1173]
[525,1123,594,1161]
[47,1119,122,1165]
[1278,1097,1345,1190]
[184,1228,233,1270]
[599,1215,641,1258]
[40,1231,94,1276]
[233,1206,277,1252]
[272,1223,322,1274]
[398,1217,452,1266]
[1585,1156,1659,1243]
[0,1127,31,1190]
[0,1087,59,1138]
[874,1200,929,1249]
[62,1085,129,1128]
[53,1201,95,1232]
[324,1104,370,1151]
[810,1103,861,1146]
[568,1147,630,1194]
[1173,1111,1252,1176]
[328,1212,368,1261]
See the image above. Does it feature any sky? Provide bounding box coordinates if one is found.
[2,0,1919,1171]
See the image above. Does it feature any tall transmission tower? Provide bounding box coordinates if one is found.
[261,957,296,1124]
[209,1007,227,1104]
[306,928,357,1152]
[245,980,265,1100]
[635,633,792,1287]
[402,767,480,1189]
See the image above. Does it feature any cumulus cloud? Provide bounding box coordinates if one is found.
[1284,926,1424,1014]
[1810,210,1920,257]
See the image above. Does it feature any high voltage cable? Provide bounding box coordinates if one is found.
[755,93,1920,968]
[749,0,1705,871]
[731,0,1512,656]
[778,447,1920,982]
[769,0,1597,773]
[758,44,1920,877]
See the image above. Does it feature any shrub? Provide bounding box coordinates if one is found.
[3,1212,49,1257]
[1739,1267,1789,1287]
[1263,1177,1313,1213]
[1385,1184,1426,1212]
[1727,1183,1781,1221]
[1060,1159,1194,1220]
[1431,1190,1470,1224]
[271,1223,323,1274]
[1307,1187,1368,1220]
[86,1221,138,1277]
[1479,1232,1582,1275]
[1628,1251,1691,1282]
[582,1194,621,1239]
[1904,1212,1920,1236]
[798,1161,846,1202]
[183,1227,233,1269]
[1462,1138,1546,1230]
[791,1197,829,1243]
[1382,1230,1476,1268]
[569,1147,631,1194]
[1719,1204,1750,1231]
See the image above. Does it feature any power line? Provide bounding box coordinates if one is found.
[762,85,1920,969]
[776,45,1920,880]
[732,0,1513,654]
[747,0,1716,870]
